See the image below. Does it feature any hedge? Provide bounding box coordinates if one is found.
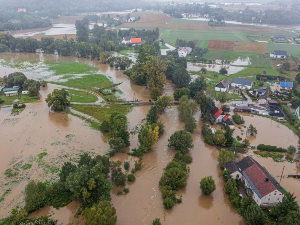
[257,144,287,153]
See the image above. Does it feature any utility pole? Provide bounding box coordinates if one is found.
[279,166,285,184]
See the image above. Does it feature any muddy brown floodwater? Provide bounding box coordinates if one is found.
[0,52,298,224]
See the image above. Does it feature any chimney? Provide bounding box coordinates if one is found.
[265,178,269,182]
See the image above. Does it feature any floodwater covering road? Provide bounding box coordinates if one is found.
[0,52,299,225]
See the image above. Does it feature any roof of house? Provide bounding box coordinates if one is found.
[216,78,231,89]
[5,91,18,94]
[211,106,219,116]
[178,48,187,53]
[3,87,19,92]
[224,118,234,126]
[131,38,142,44]
[222,115,228,122]
[213,109,223,119]
[274,34,286,39]
[274,50,287,56]
[224,161,238,174]
[231,77,253,87]
[234,106,251,111]
[243,164,277,198]
[123,36,135,41]
[268,100,278,104]
[279,82,293,87]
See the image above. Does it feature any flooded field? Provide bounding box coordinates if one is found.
[0,52,299,224]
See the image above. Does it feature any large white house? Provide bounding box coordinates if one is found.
[270,50,287,59]
[224,157,284,208]
[178,47,192,57]
[231,77,253,89]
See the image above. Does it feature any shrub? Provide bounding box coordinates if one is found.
[200,176,216,195]
[257,144,287,152]
[232,114,245,125]
[123,188,129,194]
[127,174,136,182]
[225,178,237,194]
[163,198,175,209]
[124,161,130,171]
[25,181,47,213]
[152,218,161,225]
[287,145,296,154]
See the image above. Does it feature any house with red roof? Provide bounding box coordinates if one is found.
[210,106,234,128]
[224,156,284,208]
[130,38,142,45]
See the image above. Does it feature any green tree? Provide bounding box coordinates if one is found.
[168,130,194,153]
[75,18,89,42]
[84,201,117,225]
[290,96,300,108]
[213,130,227,146]
[224,178,237,194]
[244,204,266,225]
[111,161,126,186]
[155,95,174,113]
[178,95,198,123]
[247,124,257,136]
[224,125,234,146]
[144,56,167,92]
[218,149,235,168]
[195,91,215,116]
[146,106,159,124]
[109,137,126,153]
[137,44,158,64]
[287,145,296,154]
[152,218,161,225]
[172,67,191,88]
[45,89,70,111]
[188,77,207,98]
[150,87,161,100]
[159,167,187,190]
[138,124,159,152]
[200,67,207,74]
[219,68,228,75]
[270,192,299,221]
[5,72,27,88]
[243,138,250,147]
[25,181,47,213]
[217,91,227,102]
[59,162,77,182]
[232,114,245,125]
[278,211,300,225]
[185,117,197,133]
[173,87,191,100]
[295,73,300,84]
[200,176,216,195]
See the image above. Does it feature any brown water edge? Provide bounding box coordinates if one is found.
[0,52,166,102]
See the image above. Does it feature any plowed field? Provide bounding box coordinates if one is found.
[207,40,235,51]
[234,42,268,53]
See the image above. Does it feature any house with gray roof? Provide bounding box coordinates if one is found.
[231,78,253,90]
[215,78,230,92]
[270,50,287,59]
[224,156,284,208]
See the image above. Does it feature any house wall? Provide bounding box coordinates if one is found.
[216,115,225,123]
[178,51,187,57]
[260,190,283,207]
[214,87,227,92]
[231,83,252,89]
[230,171,242,180]
[270,53,286,59]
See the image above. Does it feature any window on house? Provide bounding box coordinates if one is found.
[268,198,270,201]
[277,198,280,200]
[274,193,276,195]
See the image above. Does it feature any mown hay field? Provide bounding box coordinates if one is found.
[207,40,235,51]
[234,42,268,53]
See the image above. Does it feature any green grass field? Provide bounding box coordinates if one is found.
[67,89,98,103]
[51,74,114,90]
[266,43,300,56]
[161,29,243,42]
[70,104,134,129]
[118,49,137,56]
[47,61,97,75]
[198,40,209,48]
[0,94,40,106]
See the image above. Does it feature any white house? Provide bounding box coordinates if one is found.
[121,36,135,45]
[178,48,188,57]
[270,50,287,59]
[224,157,284,208]
[128,17,136,22]
[17,8,26,12]
[215,78,231,92]
[22,91,29,95]
[210,106,234,128]
[231,77,253,89]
